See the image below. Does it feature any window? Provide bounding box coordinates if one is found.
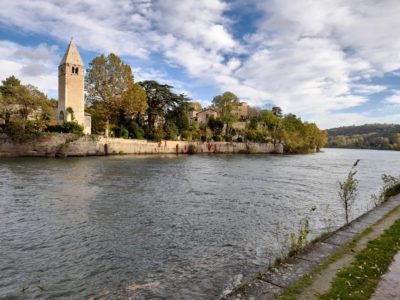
[59,110,64,121]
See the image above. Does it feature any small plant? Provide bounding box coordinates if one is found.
[66,107,75,121]
[372,174,400,206]
[338,159,360,224]
[288,218,310,257]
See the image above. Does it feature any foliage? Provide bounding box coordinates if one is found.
[319,219,400,300]
[0,76,57,139]
[288,218,310,257]
[212,91,240,136]
[372,174,400,206]
[164,121,179,140]
[272,106,283,118]
[47,121,84,135]
[139,80,190,139]
[66,107,75,121]
[327,124,400,150]
[85,53,148,133]
[207,116,224,136]
[338,160,360,224]
[115,125,129,139]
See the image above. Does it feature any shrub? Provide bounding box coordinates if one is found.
[213,135,223,142]
[225,135,232,142]
[372,174,400,206]
[132,125,144,139]
[152,128,165,142]
[118,126,129,139]
[47,121,84,135]
[181,130,193,141]
[236,136,243,142]
[5,121,40,141]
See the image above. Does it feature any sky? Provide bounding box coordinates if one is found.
[0,0,400,129]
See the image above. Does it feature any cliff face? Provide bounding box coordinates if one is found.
[0,135,284,157]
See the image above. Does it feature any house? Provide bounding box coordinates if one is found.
[196,108,219,125]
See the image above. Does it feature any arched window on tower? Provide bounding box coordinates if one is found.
[75,67,79,75]
[59,110,64,121]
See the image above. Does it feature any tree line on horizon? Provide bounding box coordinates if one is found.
[327,124,400,150]
[0,53,327,153]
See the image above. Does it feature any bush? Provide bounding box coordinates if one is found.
[5,121,40,141]
[117,126,129,139]
[164,121,179,140]
[213,135,223,142]
[225,135,232,142]
[152,127,165,142]
[132,125,144,139]
[47,121,84,135]
[181,130,193,141]
[236,136,243,142]
[373,174,400,206]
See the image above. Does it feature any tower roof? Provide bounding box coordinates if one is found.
[59,39,84,66]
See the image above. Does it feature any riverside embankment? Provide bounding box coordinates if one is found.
[223,194,400,299]
[0,134,283,157]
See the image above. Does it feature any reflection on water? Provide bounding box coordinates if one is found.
[1,149,400,299]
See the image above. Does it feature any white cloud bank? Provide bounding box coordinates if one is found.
[1,0,400,126]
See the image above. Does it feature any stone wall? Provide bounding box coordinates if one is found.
[0,135,283,157]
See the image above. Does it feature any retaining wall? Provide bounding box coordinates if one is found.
[0,135,283,157]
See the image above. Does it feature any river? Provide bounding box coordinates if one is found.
[1,148,400,299]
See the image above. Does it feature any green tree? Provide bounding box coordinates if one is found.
[338,160,360,224]
[272,106,283,118]
[212,91,240,136]
[85,53,148,134]
[207,116,224,136]
[139,80,189,139]
[0,76,21,126]
[258,109,282,143]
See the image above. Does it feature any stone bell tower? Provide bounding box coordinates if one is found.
[58,39,86,130]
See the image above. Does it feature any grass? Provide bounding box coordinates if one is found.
[278,206,399,300]
[318,218,400,300]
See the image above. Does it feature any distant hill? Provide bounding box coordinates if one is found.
[326,124,400,150]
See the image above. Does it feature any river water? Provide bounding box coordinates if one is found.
[1,148,400,299]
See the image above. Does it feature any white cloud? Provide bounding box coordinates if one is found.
[385,91,400,105]
[0,41,59,96]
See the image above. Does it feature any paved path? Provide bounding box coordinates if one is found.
[223,195,400,299]
[371,251,400,300]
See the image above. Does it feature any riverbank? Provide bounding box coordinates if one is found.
[0,134,284,157]
[223,194,400,299]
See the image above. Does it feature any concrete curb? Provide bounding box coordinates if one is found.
[223,195,400,300]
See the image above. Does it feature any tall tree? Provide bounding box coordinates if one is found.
[139,80,189,138]
[212,91,240,136]
[85,53,148,133]
[272,106,283,118]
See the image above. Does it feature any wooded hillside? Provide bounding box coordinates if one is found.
[327,124,400,150]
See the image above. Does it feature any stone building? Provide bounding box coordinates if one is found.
[58,40,91,134]
[234,102,250,120]
[196,108,219,125]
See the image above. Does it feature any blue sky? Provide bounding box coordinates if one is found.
[1,0,400,129]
